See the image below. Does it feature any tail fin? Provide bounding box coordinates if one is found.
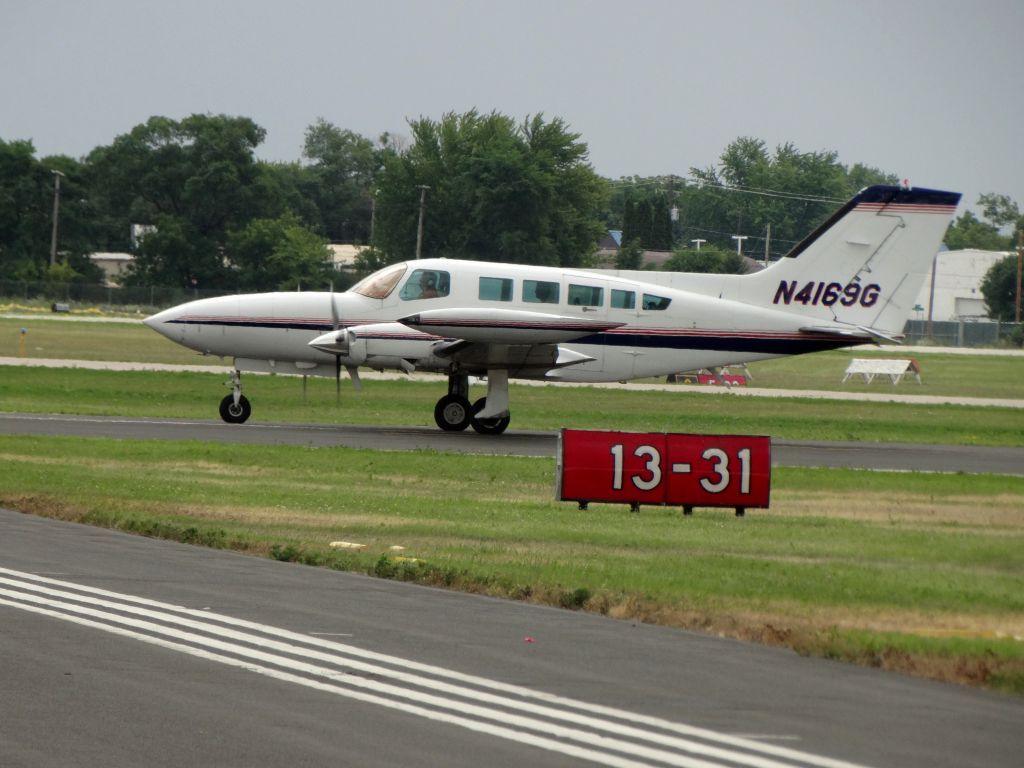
[738,185,960,336]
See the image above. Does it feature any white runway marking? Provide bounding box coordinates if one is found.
[0,567,873,768]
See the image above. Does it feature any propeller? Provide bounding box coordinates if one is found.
[328,286,362,401]
[330,285,341,403]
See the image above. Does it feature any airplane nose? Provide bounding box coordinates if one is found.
[143,307,179,338]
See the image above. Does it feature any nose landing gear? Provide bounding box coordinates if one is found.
[220,370,251,424]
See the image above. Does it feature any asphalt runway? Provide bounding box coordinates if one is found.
[2,411,1023,475]
[2,509,1021,768]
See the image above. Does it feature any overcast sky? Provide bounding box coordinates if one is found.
[3,0,1022,219]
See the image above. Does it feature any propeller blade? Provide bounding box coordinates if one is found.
[346,366,363,391]
[330,285,340,331]
[335,354,341,403]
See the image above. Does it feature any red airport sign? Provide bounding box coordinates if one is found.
[556,429,771,514]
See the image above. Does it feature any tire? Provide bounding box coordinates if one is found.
[470,398,511,435]
[219,394,252,424]
[434,394,471,431]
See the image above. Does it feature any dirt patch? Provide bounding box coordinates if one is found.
[772,490,1024,529]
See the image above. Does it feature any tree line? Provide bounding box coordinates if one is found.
[1,111,1021,310]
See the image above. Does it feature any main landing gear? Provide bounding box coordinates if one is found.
[216,367,510,434]
[219,370,251,424]
[433,371,511,435]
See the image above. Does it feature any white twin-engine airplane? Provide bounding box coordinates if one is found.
[145,185,960,434]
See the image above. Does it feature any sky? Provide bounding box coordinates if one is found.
[3,0,1022,220]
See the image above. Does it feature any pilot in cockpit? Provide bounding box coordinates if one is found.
[419,272,439,298]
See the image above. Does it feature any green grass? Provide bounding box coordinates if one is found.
[1,434,1021,692]
[2,316,203,364]
[743,349,1024,400]
[2,365,1022,446]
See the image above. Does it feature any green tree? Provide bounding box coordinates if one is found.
[90,114,269,287]
[980,254,1020,321]
[302,119,384,243]
[679,137,893,259]
[663,244,746,274]
[944,211,1010,251]
[616,239,643,269]
[226,213,334,291]
[608,180,677,251]
[0,138,50,278]
[0,140,101,281]
[129,215,210,288]
[977,193,1020,230]
[372,110,607,267]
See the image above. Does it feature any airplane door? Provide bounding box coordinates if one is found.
[565,280,607,372]
[605,286,643,378]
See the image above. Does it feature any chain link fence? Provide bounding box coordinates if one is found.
[902,319,1023,347]
[0,281,239,312]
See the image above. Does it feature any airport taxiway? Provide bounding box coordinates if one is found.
[2,411,1022,475]
[2,508,1021,768]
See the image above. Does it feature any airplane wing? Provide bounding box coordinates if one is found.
[398,307,625,343]
[396,307,619,375]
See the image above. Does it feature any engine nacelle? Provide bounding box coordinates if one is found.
[309,323,440,369]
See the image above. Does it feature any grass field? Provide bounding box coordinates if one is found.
[1,434,1021,692]
[2,313,1024,693]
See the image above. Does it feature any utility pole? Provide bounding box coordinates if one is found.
[414,185,430,260]
[764,223,771,267]
[49,169,65,267]
[369,190,377,245]
[927,251,938,340]
[1016,229,1023,324]
[731,234,748,255]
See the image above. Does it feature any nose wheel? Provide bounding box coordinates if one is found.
[220,370,251,424]
[220,393,252,424]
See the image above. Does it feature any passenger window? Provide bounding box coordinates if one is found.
[523,279,559,304]
[642,293,671,310]
[479,276,514,302]
[568,284,603,307]
[611,289,635,309]
[400,269,450,300]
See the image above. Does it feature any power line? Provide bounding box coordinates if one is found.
[607,176,845,205]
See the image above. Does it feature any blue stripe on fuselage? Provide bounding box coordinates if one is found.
[168,318,862,356]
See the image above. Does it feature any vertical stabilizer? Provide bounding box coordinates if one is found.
[737,185,960,336]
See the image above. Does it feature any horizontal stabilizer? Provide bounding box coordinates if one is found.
[399,308,625,344]
[799,325,901,344]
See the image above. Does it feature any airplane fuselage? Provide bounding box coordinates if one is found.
[148,259,859,383]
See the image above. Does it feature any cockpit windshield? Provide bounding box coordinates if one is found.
[350,263,407,299]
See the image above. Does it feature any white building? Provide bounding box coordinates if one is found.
[327,244,367,271]
[912,248,1011,322]
[89,252,134,286]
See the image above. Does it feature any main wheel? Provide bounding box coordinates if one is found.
[470,398,511,435]
[434,394,471,431]
[219,394,252,424]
